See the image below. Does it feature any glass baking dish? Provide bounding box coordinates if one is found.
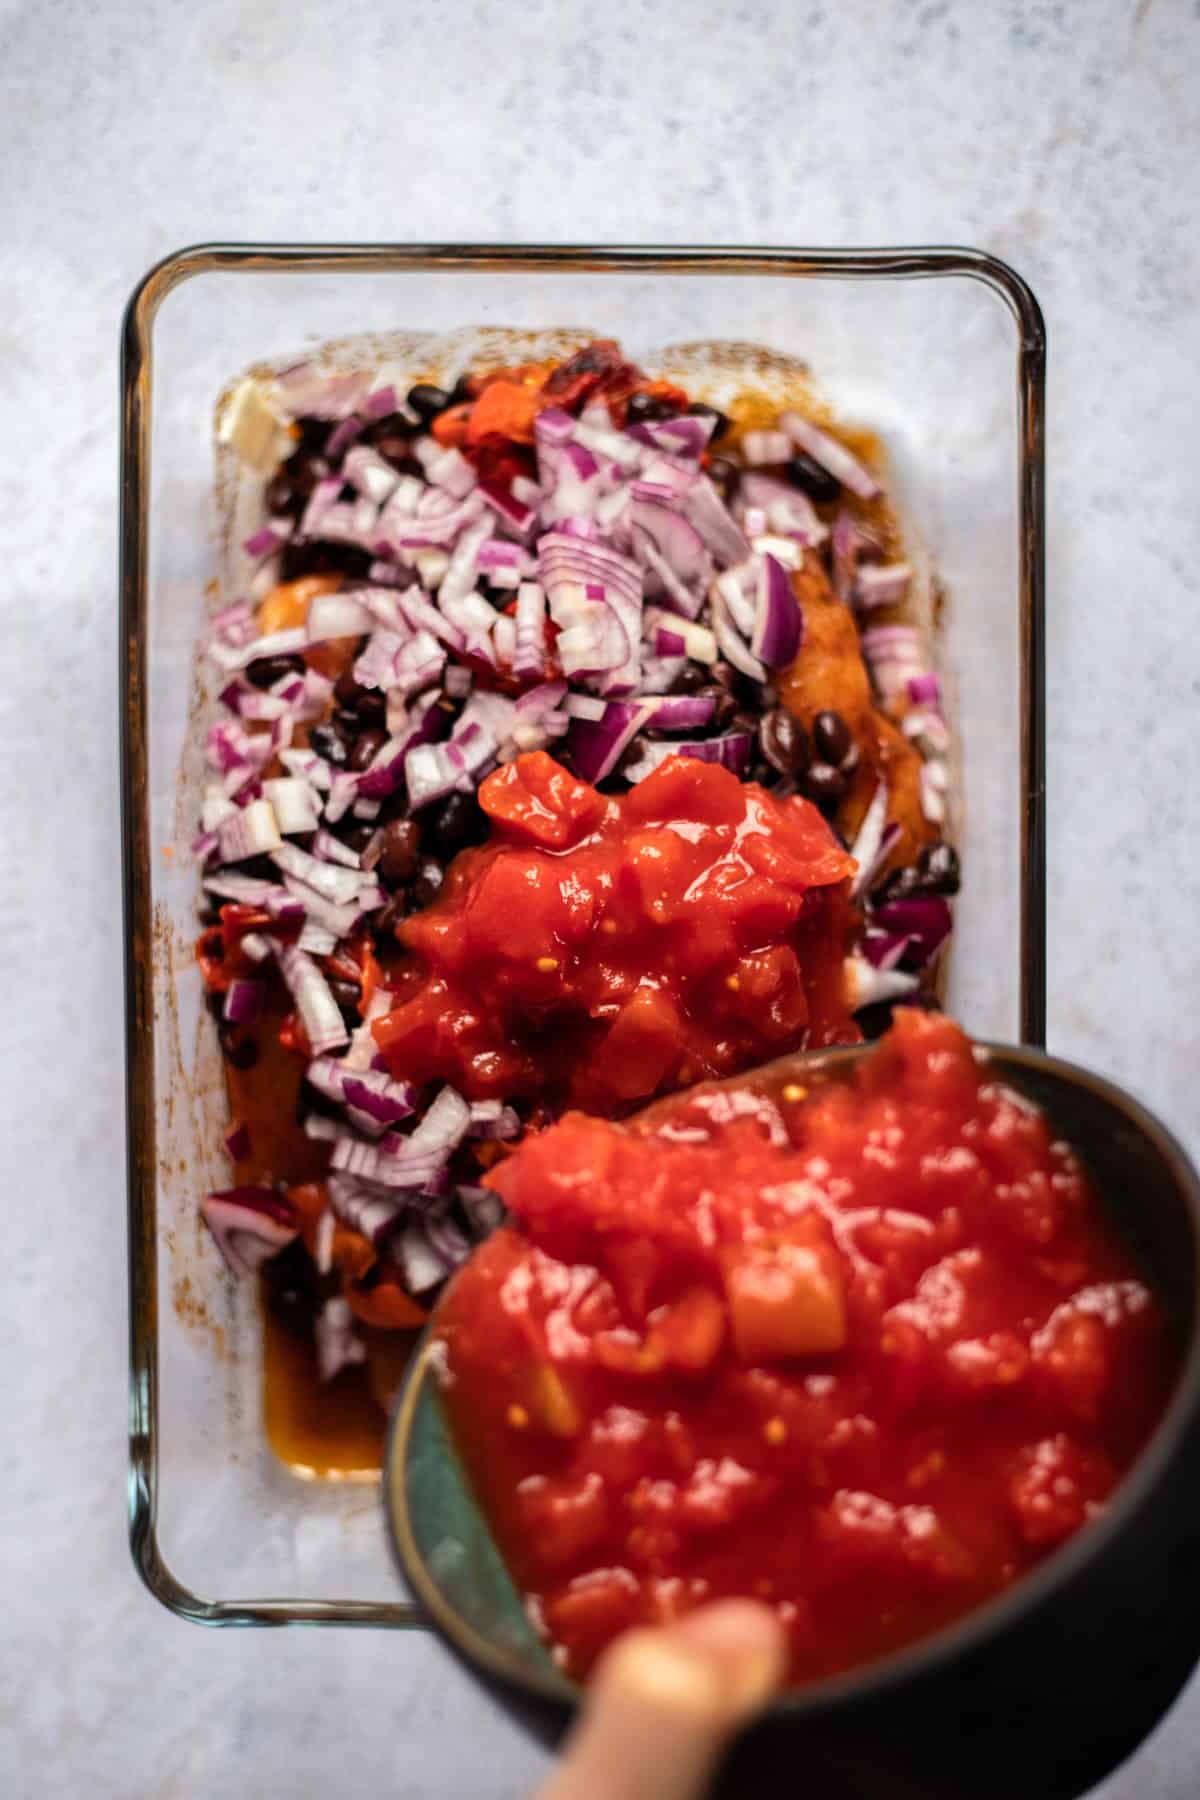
[121,243,1046,1628]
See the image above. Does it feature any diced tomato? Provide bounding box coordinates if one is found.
[1008,1435,1116,1548]
[478,751,607,849]
[255,571,342,635]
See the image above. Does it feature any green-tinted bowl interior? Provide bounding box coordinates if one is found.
[385,1041,1200,1709]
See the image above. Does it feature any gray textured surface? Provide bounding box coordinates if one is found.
[3,0,1199,1794]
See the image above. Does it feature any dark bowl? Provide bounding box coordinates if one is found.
[385,1042,1200,1799]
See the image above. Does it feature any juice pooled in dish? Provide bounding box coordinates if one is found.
[195,337,958,1467]
[435,1011,1178,1686]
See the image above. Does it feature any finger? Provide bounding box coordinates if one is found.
[535,1600,786,1800]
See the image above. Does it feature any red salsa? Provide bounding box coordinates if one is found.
[436,1011,1177,1686]
[373,751,858,1113]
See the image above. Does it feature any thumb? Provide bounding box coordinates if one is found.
[535,1600,787,1800]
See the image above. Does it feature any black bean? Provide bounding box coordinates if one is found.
[265,472,296,516]
[372,433,414,468]
[705,455,740,500]
[688,401,730,441]
[282,448,329,499]
[760,708,812,776]
[218,1024,258,1070]
[263,1239,320,1340]
[239,854,280,883]
[801,763,848,811]
[337,820,377,853]
[350,728,389,772]
[694,682,739,730]
[407,382,450,421]
[334,669,386,723]
[363,410,412,444]
[671,662,711,695]
[412,858,444,909]
[812,709,853,768]
[378,818,422,886]
[197,906,221,930]
[280,541,373,583]
[204,987,225,1021]
[309,724,349,768]
[374,892,411,936]
[327,976,361,1021]
[787,452,841,503]
[426,791,486,860]
[626,390,676,423]
[390,455,428,483]
[918,841,961,896]
[446,376,474,407]
[246,652,305,690]
[295,416,331,452]
[874,863,924,905]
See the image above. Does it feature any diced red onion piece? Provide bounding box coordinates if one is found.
[262,777,321,835]
[848,783,892,900]
[907,671,941,707]
[393,1223,454,1296]
[624,735,753,785]
[218,798,283,864]
[647,693,717,730]
[315,1296,367,1382]
[467,1099,521,1140]
[844,953,921,1009]
[741,429,793,466]
[750,554,803,669]
[297,921,338,956]
[222,979,265,1025]
[780,412,881,501]
[857,561,913,611]
[306,591,374,639]
[567,698,657,784]
[201,1187,298,1278]
[276,944,349,1055]
[311,829,361,870]
[223,1119,252,1161]
[873,895,952,966]
[458,1185,506,1239]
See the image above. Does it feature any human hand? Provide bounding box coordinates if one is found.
[534,1600,786,1800]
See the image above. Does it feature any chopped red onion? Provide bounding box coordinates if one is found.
[513,580,548,684]
[218,798,283,864]
[780,412,881,501]
[201,1187,298,1278]
[907,671,941,708]
[239,931,273,963]
[393,1222,455,1296]
[223,1119,252,1161]
[873,895,952,966]
[275,944,350,1055]
[262,777,322,836]
[920,760,949,825]
[624,734,753,785]
[243,521,293,559]
[647,693,717,730]
[325,415,364,461]
[741,429,792,466]
[459,1185,506,1239]
[311,829,361,870]
[315,1296,367,1383]
[480,479,537,537]
[305,590,373,640]
[709,581,766,685]
[857,561,913,611]
[211,601,258,649]
[567,698,657,784]
[845,954,921,1010]
[847,783,892,900]
[467,1099,521,1140]
[750,554,803,669]
[297,921,338,956]
[222,979,265,1025]
[343,444,401,505]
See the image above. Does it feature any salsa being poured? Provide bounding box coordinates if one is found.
[435,1012,1177,1687]
[194,335,959,1469]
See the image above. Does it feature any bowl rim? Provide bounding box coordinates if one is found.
[383,1038,1200,1717]
[121,241,1046,1627]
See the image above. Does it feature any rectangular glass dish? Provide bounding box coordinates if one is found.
[121,244,1046,1627]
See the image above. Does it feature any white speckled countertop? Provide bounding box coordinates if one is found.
[4,0,1199,1793]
